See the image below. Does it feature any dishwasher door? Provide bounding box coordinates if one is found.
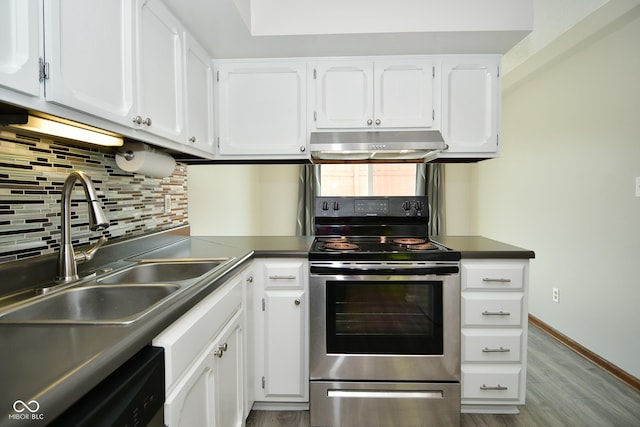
[50,346,165,427]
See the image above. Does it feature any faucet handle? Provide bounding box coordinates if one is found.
[74,236,107,263]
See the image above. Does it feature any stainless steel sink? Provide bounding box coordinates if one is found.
[0,284,179,324]
[98,261,225,284]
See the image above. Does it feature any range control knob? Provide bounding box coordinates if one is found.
[333,201,340,211]
[402,201,412,211]
[322,201,329,211]
[415,201,424,212]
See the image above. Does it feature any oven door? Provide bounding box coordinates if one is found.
[310,262,460,382]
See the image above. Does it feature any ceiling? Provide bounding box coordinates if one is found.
[163,0,639,88]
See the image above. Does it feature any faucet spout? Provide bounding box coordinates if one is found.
[57,171,110,283]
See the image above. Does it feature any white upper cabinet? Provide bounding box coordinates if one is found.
[43,0,136,126]
[134,0,185,142]
[0,0,41,97]
[440,55,500,156]
[184,33,214,154]
[313,58,437,130]
[216,61,308,157]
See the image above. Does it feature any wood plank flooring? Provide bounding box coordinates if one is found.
[246,323,640,427]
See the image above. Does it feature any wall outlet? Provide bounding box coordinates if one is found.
[552,287,559,303]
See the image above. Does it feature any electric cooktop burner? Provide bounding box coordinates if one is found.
[392,237,428,246]
[322,242,360,251]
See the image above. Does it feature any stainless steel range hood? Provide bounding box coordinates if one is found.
[310,130,445,163]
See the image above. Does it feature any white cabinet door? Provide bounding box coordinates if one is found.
[213,311,244,427]
[253,259,308,403]
[184,33,214,154]
[165,345,215,427]
[217,61,307,156]
[441,56,500,154]
[0,0,41,97]
[314,60,373,129]
[262,289,306,398]
[374,58,435,128]
[314,58,437,130]
[135,0,184,141]
[43,0,135,125]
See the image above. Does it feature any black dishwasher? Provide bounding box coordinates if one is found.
[50,346,165,427]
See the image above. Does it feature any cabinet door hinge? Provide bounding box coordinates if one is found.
[262,298,265,311]
[262,376,265,389]
[313,68,316,79]
[216,71,220,82]
[432,66,435,79]
[39,57,49,82]
[432,109,435,121]
[497,66,500,78]
[496,133,500,147]
[217,136,220,149]
[313,111,317,122]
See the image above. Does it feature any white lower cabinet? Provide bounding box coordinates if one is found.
[460,259,529,413]
[154,264,251,427]
[253,258,309,407]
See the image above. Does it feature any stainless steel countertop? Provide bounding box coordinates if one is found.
[0,234,312,426]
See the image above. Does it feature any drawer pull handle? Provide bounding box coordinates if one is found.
[482,278,511,283]
[482,310,511,316]
[480,384,508,391]
[269,275,296,280]
[482,346,511,353]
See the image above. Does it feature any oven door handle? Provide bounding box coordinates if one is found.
[309,266,459,275]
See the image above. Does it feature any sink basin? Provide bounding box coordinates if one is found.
[0,284,179,324]
[99,261,225,284]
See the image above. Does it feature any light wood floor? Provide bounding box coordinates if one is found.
[246,323,640,427]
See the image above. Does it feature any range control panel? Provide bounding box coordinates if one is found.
[315,196,427,217]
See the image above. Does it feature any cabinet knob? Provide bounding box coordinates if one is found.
[294,299,301,306]
[132,116,143,125]
[142,117,152,126]
[299,146,306,152]
[366,119,373,125]
[220,342,228,352]
[246,275,253,283]
[214,348,224,358]
[189,136,196,143]
[375,119,381,126]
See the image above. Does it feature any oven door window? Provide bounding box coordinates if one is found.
[326,280,443,355]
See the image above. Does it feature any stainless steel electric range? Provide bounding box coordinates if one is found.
[309,196,461,427]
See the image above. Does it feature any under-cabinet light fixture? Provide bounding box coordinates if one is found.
[10,115,124,147]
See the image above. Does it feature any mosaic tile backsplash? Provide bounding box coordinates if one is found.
[0,130,189,263]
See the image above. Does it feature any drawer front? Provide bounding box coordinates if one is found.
[154,276,242,390]
[462,260,525,290]
[264,260,306,289]
[462,366,522,400]
[462,330,523,362]
[462,293,523,327]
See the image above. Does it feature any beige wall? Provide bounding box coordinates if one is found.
[187,164,299,236]
[473,8,640,378]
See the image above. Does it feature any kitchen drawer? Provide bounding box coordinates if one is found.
[462,329,523,362]
[462,260,525,291]
[263,260,306,289]
[154,275,242,391]
[462,366,522,400]
[462,293,523,327]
